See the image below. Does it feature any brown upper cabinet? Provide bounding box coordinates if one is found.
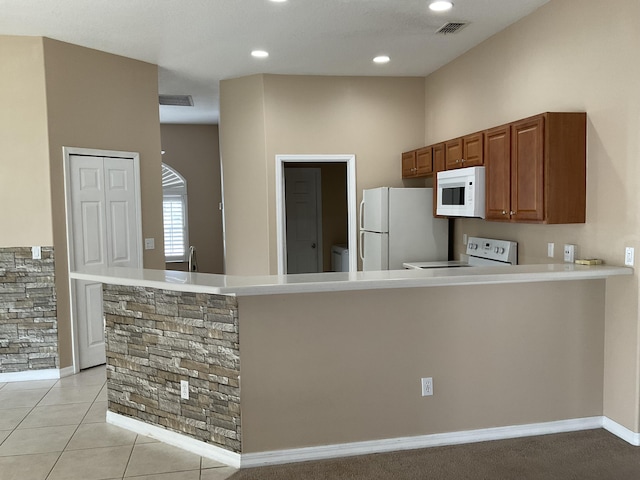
[445,132,484,170]
[402,146,433,178]
[484,112,586,224]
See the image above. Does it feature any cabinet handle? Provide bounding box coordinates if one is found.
[510,211,516,216]
[502,210,507,215]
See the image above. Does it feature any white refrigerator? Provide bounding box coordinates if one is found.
[359,187,448,271]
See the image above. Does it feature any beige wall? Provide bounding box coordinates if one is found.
[161,124,224,274]
[219,75,270,275]
[0,36,52,247]
[423,0,640,430]
[42,39,163,368]
[219,75,425,274]
[238,280,605,452]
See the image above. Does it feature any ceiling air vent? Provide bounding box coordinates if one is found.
[159,95,194,106]
[436,22,468,35]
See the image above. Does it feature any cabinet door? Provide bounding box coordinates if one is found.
[432,143,446,217]
[511,115,544,222]
[402,151,417,178]
[463,132,483,167]
[484,125,511,221]
[415,147,433,176]
[445,138,463,169]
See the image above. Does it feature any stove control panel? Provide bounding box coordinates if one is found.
[466,237,518,265]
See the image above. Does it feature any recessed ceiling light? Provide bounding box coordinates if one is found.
[373,55,390,64]
[429,1,453,12]
[251,50,269,58]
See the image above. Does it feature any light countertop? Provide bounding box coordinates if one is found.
[70,263,633,297]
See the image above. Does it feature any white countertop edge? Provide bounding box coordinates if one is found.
[70,264,633,297]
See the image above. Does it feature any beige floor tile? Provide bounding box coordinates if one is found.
[0,388,49,409]
[0,407,31,430]
[0,425,76,456]
[47,444,133,480]
[126,470,201,480]
[0,430,11,444]
[38,384,102,406]
[53,367,106,388]
[66,422,137,450]
[82,401,107,424]
[135,434,161,444]
[201,457,229,469]
[19,403,92,429]
[125,442,202,477]
[200,467,238,480]
[0,379,57,391]
[96,383,108,401]
[0,451,60,480]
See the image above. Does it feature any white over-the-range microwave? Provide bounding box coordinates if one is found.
[436,166,485,219]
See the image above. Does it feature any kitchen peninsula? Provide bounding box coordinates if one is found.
[71,264,632,468]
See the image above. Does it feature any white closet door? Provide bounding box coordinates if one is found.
[70,154,141,369]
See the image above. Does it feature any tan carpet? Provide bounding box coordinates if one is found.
[229,429,640,479]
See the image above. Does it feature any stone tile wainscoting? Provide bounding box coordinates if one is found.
[103,284,241,453]
[0,246,58,373]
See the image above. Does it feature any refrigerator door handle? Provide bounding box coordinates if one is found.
[359,198,365,231]
[359,230,365,262]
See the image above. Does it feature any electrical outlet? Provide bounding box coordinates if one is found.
[144,238,155,250]
[463,234,468,245]
[564,244,576,263]
[180,380,189,400]
[421,377,433,397]
[31,246,42,260]
[547,243,554,258]
[625,247,634,266]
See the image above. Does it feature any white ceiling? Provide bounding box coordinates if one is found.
[0,0,549,124]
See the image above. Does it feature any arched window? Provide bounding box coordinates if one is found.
[162,164,189,262]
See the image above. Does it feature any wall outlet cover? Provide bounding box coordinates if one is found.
[421,377,433,397]
[625,247,634,266]
[563,244,576,263]
[180,380,189,400]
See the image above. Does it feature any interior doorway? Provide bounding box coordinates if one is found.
[64,147,143,372]
[276,154,357,274]
[284,167,323,274]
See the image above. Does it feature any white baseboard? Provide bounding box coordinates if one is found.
[107,412,241,469]
[602,417,640,446]
[104,413,639,469]
[0,368,62,382]
[241,417,604,468]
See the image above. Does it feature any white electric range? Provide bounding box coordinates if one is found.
[403,236,518,269]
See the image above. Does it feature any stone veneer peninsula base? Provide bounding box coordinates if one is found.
[103,285,241,454]
[78,265,636,468]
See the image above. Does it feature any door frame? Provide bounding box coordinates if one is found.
[63,146,143,373]
[275,154,357,275]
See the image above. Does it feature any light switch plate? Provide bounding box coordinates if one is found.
[32,246,42,260]
[144,238,155,250]
[547,243,554,258]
